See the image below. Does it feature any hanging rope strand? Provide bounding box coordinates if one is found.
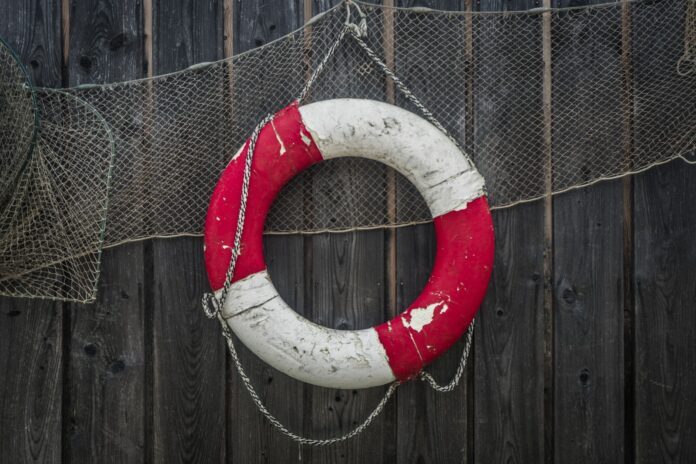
[218,314,400,446]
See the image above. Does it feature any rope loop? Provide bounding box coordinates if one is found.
[201,293,220,319]
[345,0,368,38]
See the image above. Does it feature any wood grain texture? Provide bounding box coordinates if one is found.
[634,161,696,464]
[553,183,624,463]
[633,6,696,461]
[550,2,625,462]
[0,299,62,464]
[475,204,546,464]
[0,1,62,463]
[150,1,226,462]
[67,246,146,463]
[472,0,547,462]
[233,0,302,54]
[0,0,62,88]
[64,0,147,460]
[151,239,226,463]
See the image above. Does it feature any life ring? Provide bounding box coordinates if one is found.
[204,99,494,389]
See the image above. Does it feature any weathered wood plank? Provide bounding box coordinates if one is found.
[0,1,62,463]
[476,203,547,463]
[0,0,62,88]
[152,240,226,463]
[473,0,547,462]
[633,5,696,461]
[553,181,624,463]
[633,161,696,463]
[226,1,307,462]
[550,2,625,462]
[150,1,226,462]
[64,0,147,461]
[67,246,146,463]
[0,300,62,464]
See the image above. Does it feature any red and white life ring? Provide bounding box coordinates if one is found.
[204,99,494,389]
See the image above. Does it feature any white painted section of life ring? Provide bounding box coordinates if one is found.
[299,99,485,217]
[219,271,395,389]
[220,99,486,389]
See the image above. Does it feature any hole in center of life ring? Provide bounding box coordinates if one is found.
[264,157,435,330]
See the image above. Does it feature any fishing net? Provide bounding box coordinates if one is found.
[0,0,694,302]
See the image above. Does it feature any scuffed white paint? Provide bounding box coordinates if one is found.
[219,270,396,389]
[402,301,445,332]
[299,99,485,218]
[270,120,287,156]
[227,145,245,166]
[300,129,312,146]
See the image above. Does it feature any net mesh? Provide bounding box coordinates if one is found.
[0,38,38,211]
[1,0,695,302]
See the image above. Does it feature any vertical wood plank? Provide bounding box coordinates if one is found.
[0,1,63,463]
[64,0,147,461]
[150,1,226,462]
[67,245,145,463]
[226,1,306,462]
[550,2,625,462]
[633,5,696,462]
[634,162,696,463]
[620,3,635,463]
[473,1,547,462]
[0,300,62,464]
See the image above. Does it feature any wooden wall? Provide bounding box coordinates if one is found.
[1,0,695,462]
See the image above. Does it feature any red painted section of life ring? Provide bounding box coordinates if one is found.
[204,102,323,290]
[374,197,493,381]
[204,100,494,383]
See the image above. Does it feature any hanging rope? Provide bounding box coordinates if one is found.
[201,0,477,445]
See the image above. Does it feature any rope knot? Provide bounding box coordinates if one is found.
[345,1,368,38]
[201,292,221,319]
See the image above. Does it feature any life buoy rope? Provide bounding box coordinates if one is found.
[204,98,494,389]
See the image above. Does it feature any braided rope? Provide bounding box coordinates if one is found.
[201,112,274,318]
[201,0,478,445]
[418,320,475,392]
